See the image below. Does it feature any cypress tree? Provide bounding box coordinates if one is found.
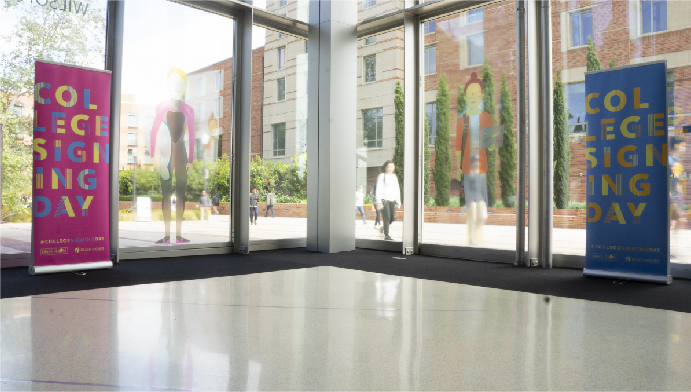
[482,57,497,207]
[586,37,602,71]
[553,70,570,209]
[457,86,468,206]
[392,81,405,199]
[424,115,431,205]
[498,72,516,207]
[433,73,451,207]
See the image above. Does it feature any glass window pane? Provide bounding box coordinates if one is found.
[278,46,286,69]
[0,0,107,259]
[642,0,653,34]
[565,83,586,133]
[277,78,286,101]
[365,54,377,83]
[119,0,233,247]
[422,5,519,252]
[653,0,667,32]
[581,11,593,46]
[571,13,581,46]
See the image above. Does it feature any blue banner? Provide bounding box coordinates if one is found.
[584,61,670,280]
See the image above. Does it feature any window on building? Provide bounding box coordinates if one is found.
[196,102,204,118]
[128,131,138,145]
[305,41,309,53]
[425,45,436,75]
[214,70,222,91]
[127,149,135,164]
[363,108,383,148]
[279,33,286,38]
[365,36,376,45]
[277,78,286,101]
[424,20,436,34]
[278,46,286,69]
[425,102,437,145]
[565,82,586,133]
[272,123,286,157]
[467,8,483,23]
[280,0,287,6]
[144,150,152,165]
[128,113,138,128]
[197,76,204,96]
[467,32,484,66]
[12,103,23,117]
[667,69,675,120]
[641,0,667,34]
[364,54,376,83]
[365,0,376,9]
[570,10,593,47]
[214,97,222,117]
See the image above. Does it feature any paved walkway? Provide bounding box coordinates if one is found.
[2,217,690,265]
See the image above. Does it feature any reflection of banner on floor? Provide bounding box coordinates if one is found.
[31,60,112,275]
[584,61,671,284]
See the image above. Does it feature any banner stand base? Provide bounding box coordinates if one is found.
[583,268,672,285]
[30,261,113,275]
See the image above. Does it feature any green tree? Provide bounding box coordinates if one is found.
[392,81,405,199]
[482,58,498,206]
[498,72,516,207]
[586,37,602,71]
[553,70,570,209]
[457,85,468,207]
[423,115,431,205]
[609,58,616,68]
[1,0,106,215]
[433,73,451,206]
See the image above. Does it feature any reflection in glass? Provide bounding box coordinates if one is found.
[422,6,518,251]
[118,0,233,247]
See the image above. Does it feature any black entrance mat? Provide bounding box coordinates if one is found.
[2,248,690,313]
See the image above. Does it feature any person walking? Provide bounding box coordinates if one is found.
[198,190,211,221]
[375,160,401,241]
[250,187,260,225]
[265,189,276,218]
[355,186,366,224]
[211,193,220,215]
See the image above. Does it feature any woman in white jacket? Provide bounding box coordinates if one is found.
[375,160,401,241]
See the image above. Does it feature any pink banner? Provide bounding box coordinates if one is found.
[32,60,111,269]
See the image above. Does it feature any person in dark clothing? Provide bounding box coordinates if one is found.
[198,190,211,221]
[211,193,220,215]
[250,187,260,225]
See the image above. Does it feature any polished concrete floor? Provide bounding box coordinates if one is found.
[2,266,690,391]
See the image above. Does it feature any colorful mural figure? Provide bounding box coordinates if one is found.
[149,67,196,244]
[455,72,502,244]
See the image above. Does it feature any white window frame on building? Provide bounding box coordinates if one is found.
[196,102,204,118]
[127,113,138,128]
[424,20,436,34]
[641,0,667,35]
[467,8,483,24]
[127,148,135,164]
[279,0,287,7]
[214,70,222,92]
[272,123,286,157]
[214,96,223,117]
[277,78,286,101]
[467,32,484,66]
[278,46,286,70]
[197,76,205,97]
[425,102,437,145]
[570,9,593,48]
[144,150,152,165]
[12,103,24,117]
[364,36,376,45]
[364,0,376,9]
[425,45,436,75]
[362,107,383,149]
[364,54,376,83]
[127,131,138,146]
